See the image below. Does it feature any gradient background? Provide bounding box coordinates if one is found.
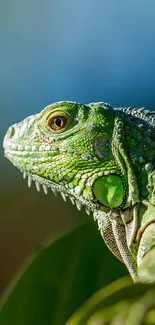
[0,0,155,295]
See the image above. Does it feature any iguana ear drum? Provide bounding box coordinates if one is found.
[93,175,124,208]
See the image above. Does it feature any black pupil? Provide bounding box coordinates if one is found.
[55,118,62,127]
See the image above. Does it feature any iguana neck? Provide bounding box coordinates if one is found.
[115,108,155,205]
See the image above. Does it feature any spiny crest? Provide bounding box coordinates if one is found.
[116,106,155,128]
[22,171,92,216]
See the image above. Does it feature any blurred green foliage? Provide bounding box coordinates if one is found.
[0,220,126,325]
[67,278,155,325]
[1,221,155,325]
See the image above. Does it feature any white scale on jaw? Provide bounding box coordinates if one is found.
[4,142,100,220]
[22,171,92,216]
[5,150,102,222]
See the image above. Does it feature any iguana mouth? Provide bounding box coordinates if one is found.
[4,141,94,161]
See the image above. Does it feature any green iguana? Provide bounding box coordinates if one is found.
[3,101,155,282]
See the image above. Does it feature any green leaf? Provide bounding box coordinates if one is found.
[0,220,127,325]
[66,277,155,325]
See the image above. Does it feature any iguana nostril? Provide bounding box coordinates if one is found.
[7,126,15,138]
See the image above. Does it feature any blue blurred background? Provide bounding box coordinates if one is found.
[0,0,155,294]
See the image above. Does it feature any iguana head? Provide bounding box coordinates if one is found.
[3,101,125,214]
[4,101,155,281]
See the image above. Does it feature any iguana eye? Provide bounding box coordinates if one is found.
[48,116,67,131]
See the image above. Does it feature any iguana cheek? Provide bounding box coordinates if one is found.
[93,175,124,208]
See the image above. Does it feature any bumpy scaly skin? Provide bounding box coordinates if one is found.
[3,101,155,282]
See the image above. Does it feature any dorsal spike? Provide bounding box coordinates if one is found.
[116,106,155,128]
